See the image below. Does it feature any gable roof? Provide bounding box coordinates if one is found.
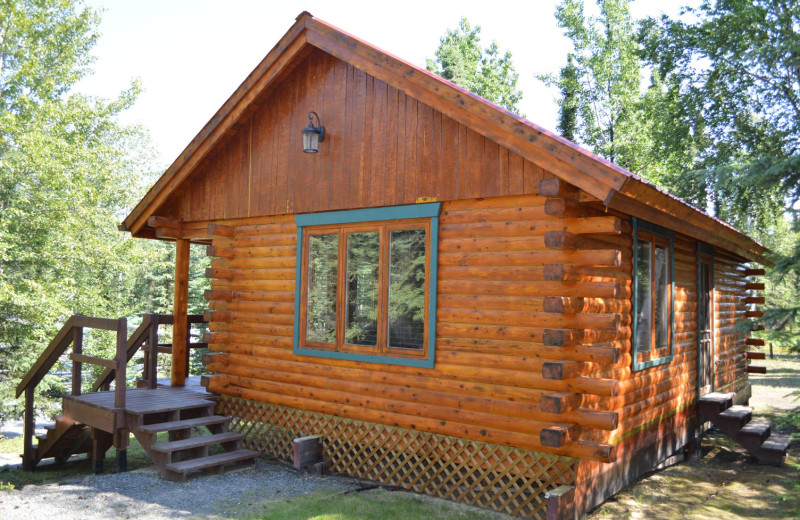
[121,11,771,265]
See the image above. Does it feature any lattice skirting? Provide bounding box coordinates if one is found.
[219,396,577,519]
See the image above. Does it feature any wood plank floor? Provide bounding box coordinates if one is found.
[63,377,213,415]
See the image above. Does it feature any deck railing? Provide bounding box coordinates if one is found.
[14,313,206,470]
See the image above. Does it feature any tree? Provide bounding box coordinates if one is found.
[426,18,523,114]
[541,0,654,174]
[640,0,800,350]
[0,0,198,421]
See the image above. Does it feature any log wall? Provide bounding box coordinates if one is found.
[202,191,631,462]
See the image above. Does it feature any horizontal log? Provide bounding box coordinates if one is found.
[744,268,766,276]
[544,231,621,251]
[744,296,765,304]
[230,245,297,258]
[746,366,767,374]
[230,233,296,248]
[745,351,766,360]
[207,245,234,258]
[444,195,548,211]
[746,338,765,346]
[209,300,294,315]
[213,256,295,269]
[437,307,621,330]
[439,217,625,240]
[543,329,625,347]
[207,223,235,238]
[539,179,581,199]
[202,352,230,366]
[440,203,549,224]
[154,226,181,239]
[745,282,765,291]
[539,392,582,415]
[200,374,230,388]
[544,198,602,218]
[540,424,577,447]
[234,220,296,237]
[206,267,233,280]
[438,279,622,299]
[439,249,624,267]
[204,289,232,302]
[147,216,180,229]
[203,310,232,323]
[542,361,581,380]
[542,297,630,314]
[204,331,230,344]
[437,336,622,365]
[543,264,629,282]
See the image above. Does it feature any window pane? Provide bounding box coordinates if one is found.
[635,239,652,357]
[388,229,426,350]
[654,244,670,349]
[306,233,338,343]
[345,232,380,346]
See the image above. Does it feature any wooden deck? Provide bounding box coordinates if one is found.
[62,377,213,432]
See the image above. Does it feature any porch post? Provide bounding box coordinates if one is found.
[172,238,190,387]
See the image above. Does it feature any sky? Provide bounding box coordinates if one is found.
[75,0,689,168]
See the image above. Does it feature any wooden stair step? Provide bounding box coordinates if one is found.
[132,400,216,415]
[138,415,230,434]
[739,419,772,442]
[718,405,753,428]
[760,433,792,454]
[165,449,259,474]
[698,392,735,418]
[151,432,244,454]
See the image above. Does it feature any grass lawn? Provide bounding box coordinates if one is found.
[239,488,512,520]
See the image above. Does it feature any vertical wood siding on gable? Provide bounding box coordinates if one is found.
[157,49,552,223]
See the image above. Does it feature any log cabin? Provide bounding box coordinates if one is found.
[89,11,788,519]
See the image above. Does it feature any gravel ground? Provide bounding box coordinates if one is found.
[0,460,361,520]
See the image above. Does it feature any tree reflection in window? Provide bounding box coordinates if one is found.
[388,229,426,349]
[306,233,338,343]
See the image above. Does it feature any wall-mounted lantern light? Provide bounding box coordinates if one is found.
[301,111,325,153]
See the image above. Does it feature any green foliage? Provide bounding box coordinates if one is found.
[0,0,208,422]
[541,0,657,175]
[640,0,800,351]
[426,18,523,114]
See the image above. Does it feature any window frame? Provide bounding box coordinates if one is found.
[632,218,675,371]
[294,203,441,368]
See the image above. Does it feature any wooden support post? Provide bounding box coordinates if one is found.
[115,317,127,411]
[22,386,34,471]
[72,326,83,396]
[293,435,323,470]
[147,314,159,389]
[546,485,576,520]
[172,238,190,387]
[92,428,110,474]
[115,429,129,473]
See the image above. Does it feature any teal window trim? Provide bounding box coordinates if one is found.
[293,203,441,369]
[632,217,675,371]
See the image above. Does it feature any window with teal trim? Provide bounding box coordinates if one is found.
[632,218,675,371]
[294,203,440,369]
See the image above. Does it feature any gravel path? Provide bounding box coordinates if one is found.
[0,460,360,519]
